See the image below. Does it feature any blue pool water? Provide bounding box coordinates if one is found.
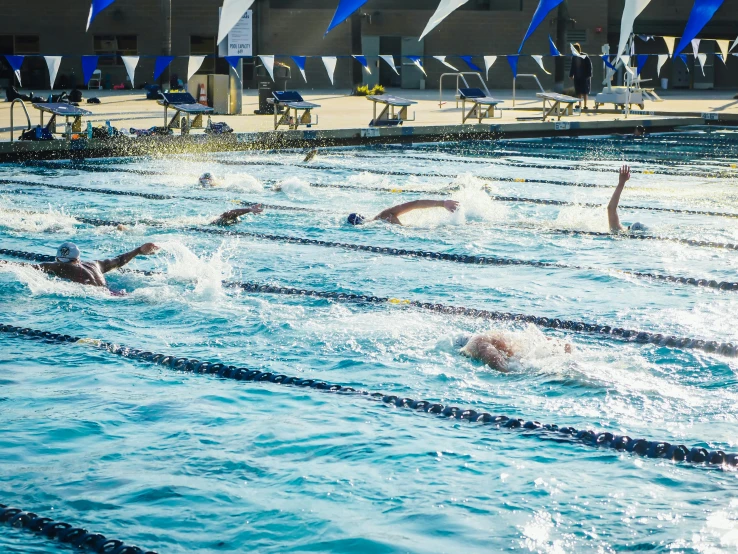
[1,129,738,552]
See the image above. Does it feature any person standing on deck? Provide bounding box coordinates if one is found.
[570,44,593,111]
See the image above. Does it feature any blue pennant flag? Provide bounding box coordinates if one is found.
[325,0,368,35]
[224,56,241,71]
[679,54,690,70]
[353,55,368,68]
[601,55,617,71]
[460,55,482,72]
[674,0,726,56]
[507,55,519,78]
[519,0,565,53]
[548,36,562,57]
[81,55,99,85]
[5,55,24,72]
[87,0,117,30]
[153,56,175,80]
[636,54,649,75]
[291,56,307,72]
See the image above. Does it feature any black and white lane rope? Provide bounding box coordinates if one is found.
[0,503,156,553]
[1,248,736,359]
[1,323,736,469]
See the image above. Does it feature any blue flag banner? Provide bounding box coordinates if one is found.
[86,0,116,31]
[601,55,617,71]
[224,56,242,74]
[548,36,562,56]
[5,55,24,72]
[81,55,99,85]
[325,0,368,35]
[460,55,482,71]
[679,54,690,69]
[636,54,649,74]
[353,55,368,68]
[674,0,726,56]
[291,56,306,72]
[153,56,175,80]
[507,55,520,78]
[519,0,564,53]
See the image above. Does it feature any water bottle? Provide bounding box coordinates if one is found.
[86,121,92,140]
[105,120,112,136]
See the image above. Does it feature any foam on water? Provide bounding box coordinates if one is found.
[0,202,79,234]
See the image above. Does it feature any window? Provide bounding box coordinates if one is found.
[14,36,40,54]
[94,35,137,66]
[190,36,216,74]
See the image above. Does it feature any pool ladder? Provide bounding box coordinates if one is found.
[9,99,31,142]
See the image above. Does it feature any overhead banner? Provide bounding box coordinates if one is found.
[218,0,255,45]
[519,0,564,53]
[532,55,551,74]
[44,56,63,89]
[618,0,653,58]
[122,55,139,87]
[322,56,337,85]
[187,56,206,82]
[433,55,459,71]
[227,10,253,56]
[153,56,175,80]
[259,54,275,81]
[81,55,98,85]
[86,0,116,31]
[325,0,368,35]
[420,0,468,40]
[291,56,307,82]
[5,55,24,86]
[549,36,562,56]
[507,55,519,78]
[483,55,497,78]
[657,54,669,75]
[674,0,726,56]
[379,55,399,75]
[460,55,481,72]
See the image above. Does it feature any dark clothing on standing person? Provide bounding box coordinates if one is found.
[570,55,593,95]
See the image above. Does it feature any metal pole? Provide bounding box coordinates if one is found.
[161,0,172,87]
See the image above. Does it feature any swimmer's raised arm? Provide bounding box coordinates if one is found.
[375,199,459,225]
[96,242,160,274]
[608,165,630,233]
[212,204,264,226]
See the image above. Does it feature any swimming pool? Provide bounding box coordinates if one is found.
[1,128,738,552]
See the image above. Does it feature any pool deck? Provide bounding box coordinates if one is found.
[0,88,735,161]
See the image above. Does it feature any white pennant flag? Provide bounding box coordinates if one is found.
[420,0,469,40]
[121,55,139,88]
[657,54,669,76]
[483,56,497,79]
[570,44,585,58]
[44,56,62,89]
[696,53,707,76]
[379,55,399,75]
[662,36,676,57]
[217,0,255,45]
[617,0,652,58]
[716,40,730,62]
[322,56,337,85]
[531,55,551,75]
[187,56,206,82]
[433,55,458,71]
[691,39,701,59]
[731,36,738,52]
[259,55,275,81]
[411,58,427,76]
[619,55,635,75]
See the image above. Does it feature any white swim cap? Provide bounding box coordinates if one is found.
[199,172,214,186]
[56,242,80,263]
[453,334,472,348]
[629,222,647,232]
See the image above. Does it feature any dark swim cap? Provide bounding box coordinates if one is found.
[347,213,366,225]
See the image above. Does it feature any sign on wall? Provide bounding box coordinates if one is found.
[228,10,253,56]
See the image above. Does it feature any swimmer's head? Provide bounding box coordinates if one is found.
[634,125,646,137]
[56,242,80,263]
[628,222,647,232]
[347,213,366,226]
[453,333,472,349]
[199,172,215,187]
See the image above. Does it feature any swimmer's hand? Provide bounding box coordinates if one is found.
[618,165,631,186]
[444,200,460,213]
[137,243,160,256]
[249,204,264,215]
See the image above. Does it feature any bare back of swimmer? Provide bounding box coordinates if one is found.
[212,204,264,226]
[347,199,460,226]
[457,332,572,372]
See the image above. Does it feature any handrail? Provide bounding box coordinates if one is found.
[9,99,31,142]
[512,74,545,107]
[439,72,491,108]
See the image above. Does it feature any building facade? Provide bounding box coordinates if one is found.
[0,0,736,92]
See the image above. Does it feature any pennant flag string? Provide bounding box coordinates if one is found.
[674,0,726,57]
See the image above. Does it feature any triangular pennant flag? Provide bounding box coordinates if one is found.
[153,56,175,81]
[291,56,307,82]
[352,55,371,73]
[602,55,617,71]
[507,55,519,79]
[519,0,565,53]
[224,56,241,78]
[460,55,481,72]
[433,55,459,71]
[548,35,562,56]
[44,56,63,89]
[379,55,399,75]
[716,39,730,60]
[82,55,98,86]
[87,0,116,31]
[675,0,727,56]
[691,38,701,58]
[483,56,497,79]
[679,53,690,71]
[662,36,676,57]
[420,0,469,40]
[322,56,337,85]
[5,55,24,86]
[657,54,669,76]
[731,36,738,52]
[218,0,256,44]
[121,55,139,87]
[570,44,585,58]
[717,53,724,64]
[532,55,551,75]
[620,55,635,75]
[696,53,707,75]
[407,56,427,76]
[617,0,653,58]
[187,56,206,82]
[259,55,275,81]
[326,0,368,35]
[636,54,648,75]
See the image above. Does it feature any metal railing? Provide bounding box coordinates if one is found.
[9,99,31,142]
[512,74,545,107]
[439,72,492,108]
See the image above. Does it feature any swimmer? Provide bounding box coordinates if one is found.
[3,241,160,287]
[455,331,572,373]
[348,199,460,226]
[633,125,646,138]
[608,165,646,233]
[303,149,317,163]
[211,203,264,226]
[199,172,217,187]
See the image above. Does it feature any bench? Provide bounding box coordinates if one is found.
[458,88,503,124]
[272,91,320,130]
[536,92,580,121]
[157,91,213,131]
[32,103,92,139]
[366,94,417,127]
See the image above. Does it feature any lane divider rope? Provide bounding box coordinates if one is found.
[1,323,736,470]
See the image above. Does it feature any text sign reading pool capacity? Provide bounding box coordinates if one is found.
[228,11,253,56]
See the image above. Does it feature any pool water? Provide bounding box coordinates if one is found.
[1,129,738,553]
